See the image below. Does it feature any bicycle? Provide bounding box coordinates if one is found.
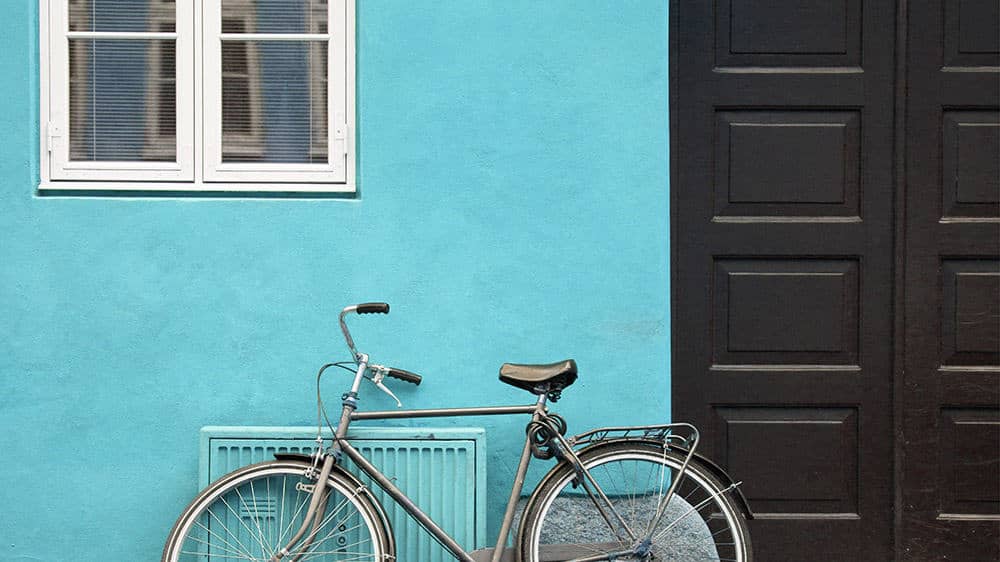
[162,303,753,562]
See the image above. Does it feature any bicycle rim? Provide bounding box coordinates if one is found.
[521,442,751,562]
[162,461,390,562]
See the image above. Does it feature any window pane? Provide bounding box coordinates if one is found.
[220,40,328,164]
[69,39,176,162]
[68,0,175,33]
[221,0,326,34]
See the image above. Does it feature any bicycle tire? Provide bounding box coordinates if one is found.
[518,440,752,562]
[162,459,394,562]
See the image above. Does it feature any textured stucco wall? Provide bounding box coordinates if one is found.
[0,1,669,559]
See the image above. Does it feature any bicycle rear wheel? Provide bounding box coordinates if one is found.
[162,460,393,562]
[518,441,752,562]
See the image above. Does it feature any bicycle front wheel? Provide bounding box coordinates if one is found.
[519,441,752,562]
[162,460,393,562]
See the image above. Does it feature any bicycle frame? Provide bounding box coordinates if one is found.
[276,398,703,562]
[269,397,546,561]
[270,306,705,562]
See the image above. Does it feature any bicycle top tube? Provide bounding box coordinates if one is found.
[351,403,544,421]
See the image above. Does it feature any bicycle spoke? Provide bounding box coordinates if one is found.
[277,476,312,550]
[299,530,376,562]
[308,493,356,534]
[300,547,376,560]
[267,472,274,551]
[180,550,265,560]
[644,446,671,538]
[247,476,273,556]
[712,524,735,537]
[276,474,287,553]
[302,538,374,560]
[652,483,738,543]
[276,480,315,553]
[303,517,369,553]
[203,506,258,557]
[232,486,271,557]
[300,488,362,536]
[189,518,257,560]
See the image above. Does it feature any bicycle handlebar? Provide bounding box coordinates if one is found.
[356,302,390,315]
[339,302,424,389]
[387,367,422,385]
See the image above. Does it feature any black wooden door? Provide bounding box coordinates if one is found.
[671,1,998,561]
[900,1,1000,560]
[671,1,896,559]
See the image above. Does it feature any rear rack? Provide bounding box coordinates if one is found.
[568,422,700,451]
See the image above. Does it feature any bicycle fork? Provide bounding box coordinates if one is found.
[273,353,374,561]
[269,453,336,562]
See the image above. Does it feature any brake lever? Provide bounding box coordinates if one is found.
[371,366,403,408]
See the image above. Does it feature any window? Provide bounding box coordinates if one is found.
[39,0,355,192]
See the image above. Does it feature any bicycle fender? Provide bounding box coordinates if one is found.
[271,452,398,553]
[274,452,320,464]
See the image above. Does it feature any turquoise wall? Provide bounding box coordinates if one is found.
[0,1,669,559]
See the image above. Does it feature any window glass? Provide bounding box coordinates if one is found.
[220,40,327,164]
[218,0,330,165]
[221,0,324,34]
[66,0,177,162]
[68,0,175,33]
[68,39,176,161]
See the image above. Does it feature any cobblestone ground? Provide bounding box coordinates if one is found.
[515,495,720,562]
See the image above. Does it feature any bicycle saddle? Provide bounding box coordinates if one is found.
[499,359,578,394]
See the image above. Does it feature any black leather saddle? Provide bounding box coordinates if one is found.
[498,359,578,395]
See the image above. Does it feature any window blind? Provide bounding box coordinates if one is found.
[219,0,329,164]
[66,0,177,162]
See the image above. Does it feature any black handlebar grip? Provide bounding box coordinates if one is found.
[387,367,422,385]
[356,302,390,314]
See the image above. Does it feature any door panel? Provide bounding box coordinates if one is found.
[670,1,895,560]
[901,1,1000,559]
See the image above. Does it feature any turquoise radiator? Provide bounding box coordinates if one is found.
[200,426,487,561]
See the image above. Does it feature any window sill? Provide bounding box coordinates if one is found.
[37,181,357,198]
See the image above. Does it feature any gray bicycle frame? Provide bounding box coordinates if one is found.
[277,383,698,562]
[270,305,700,562]
[272,383,549,562]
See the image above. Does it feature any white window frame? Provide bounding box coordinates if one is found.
[44,0,195,181]
[39,0,356,193]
